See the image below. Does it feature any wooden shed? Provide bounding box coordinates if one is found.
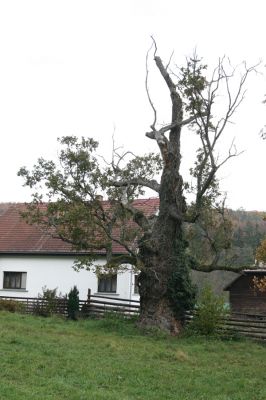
[224,270,266,315]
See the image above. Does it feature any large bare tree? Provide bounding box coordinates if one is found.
[19,43,255,334]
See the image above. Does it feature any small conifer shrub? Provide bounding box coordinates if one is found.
[67,286,80,320]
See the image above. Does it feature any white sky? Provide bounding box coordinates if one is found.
[0,0,265,210]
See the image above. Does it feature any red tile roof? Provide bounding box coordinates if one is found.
[0,199,159,255]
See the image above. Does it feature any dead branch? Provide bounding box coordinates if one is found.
[145,42,157,131]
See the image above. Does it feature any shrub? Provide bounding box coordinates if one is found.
[188,286,228,336]
[33,287,66,317]
[0,299,25,313]
[67,286,80,320]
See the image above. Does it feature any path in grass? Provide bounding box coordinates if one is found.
[0,312,266,400]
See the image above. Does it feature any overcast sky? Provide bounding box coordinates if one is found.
[0,0,265,210]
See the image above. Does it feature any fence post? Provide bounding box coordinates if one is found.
[86,288,91,316]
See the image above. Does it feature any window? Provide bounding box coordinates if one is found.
[134,274,139,294]
[3,272,27,290]
[98,274,117,293]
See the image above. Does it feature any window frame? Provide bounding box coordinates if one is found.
[97,274,117,293]
[3,271,27,290]
[134,274,139,294]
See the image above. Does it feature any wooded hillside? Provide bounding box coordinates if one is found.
[229,209,266,266]
[188,208,266,270]
[190,209,266,298]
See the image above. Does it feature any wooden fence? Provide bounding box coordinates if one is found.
[0,295,69,316]
[185,311,266,341]
[0,289,140,318]
[2,293,266,340]
[82,290,140,317]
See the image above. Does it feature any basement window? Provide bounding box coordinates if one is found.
[3,272,27,290]
[98,274,117,293]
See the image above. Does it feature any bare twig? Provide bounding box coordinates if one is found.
[145,42,157,131]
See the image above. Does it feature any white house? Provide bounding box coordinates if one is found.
[0,201,158,300]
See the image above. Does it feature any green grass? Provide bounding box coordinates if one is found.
[0,312,266,399]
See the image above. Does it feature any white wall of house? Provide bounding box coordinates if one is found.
[0,255,139,300]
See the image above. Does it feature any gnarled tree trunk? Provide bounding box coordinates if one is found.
[138,125,195,334]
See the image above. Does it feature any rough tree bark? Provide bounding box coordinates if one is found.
[136,54,192,333]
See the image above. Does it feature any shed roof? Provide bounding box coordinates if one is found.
[0,199,159,255]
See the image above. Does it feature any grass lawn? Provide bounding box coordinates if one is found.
[0,312,266,400]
